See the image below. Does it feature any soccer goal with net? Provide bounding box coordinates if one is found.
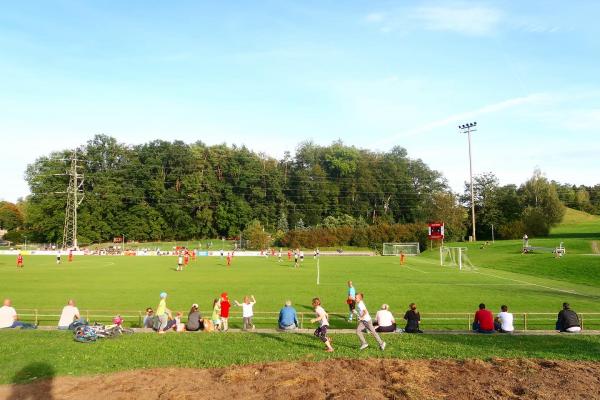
[382,242,420,256]
[440,246,476,271]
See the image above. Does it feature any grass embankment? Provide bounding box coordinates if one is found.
[1,330,599,385]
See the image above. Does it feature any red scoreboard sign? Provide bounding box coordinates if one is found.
[428,222,444,240]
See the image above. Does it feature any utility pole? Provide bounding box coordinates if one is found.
[62,150,84,250]
[459,122,477,242]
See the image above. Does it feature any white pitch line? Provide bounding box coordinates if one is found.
[472,269,579,295]
[402,264,429,274]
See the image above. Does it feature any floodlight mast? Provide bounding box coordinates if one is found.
[459,122,477,242]
[62,150,84,250]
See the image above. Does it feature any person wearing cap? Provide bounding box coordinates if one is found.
[219,293,231,332]
[556,303,581,333]
[186,304,203,331]
[156,292,171,334]
[278,300,298,330]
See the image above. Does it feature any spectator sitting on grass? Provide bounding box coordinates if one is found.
[494,305,514,333]
[0,298,36,329]
[278,300,298,330]
[186,304,204,331]
[472,303,495,334]
[374,304,396,333]
[556,303,581,333]
[403,303,423,333]
[58,299,84,330]
[143,307,154,329]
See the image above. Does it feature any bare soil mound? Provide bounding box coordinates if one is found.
[2,358,600,400]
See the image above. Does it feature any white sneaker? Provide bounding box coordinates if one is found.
[360,343,369,350]
[380,342,386,351]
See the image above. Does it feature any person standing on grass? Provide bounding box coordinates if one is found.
[16,253,23,269]
[211,298,222,330]
[68,249,73,262]
[294,249,299,268]
[278,248,283,263]
[287,249,292,261]
[346,281,357,322]
[400,251,405,265]
[355,293,386,351]
[226,252,232,267]
[219,293,231,332]
[0,299,36,329]
[156,292,172,334]
[310,297,334,352]
[472,303,495,333]
[177,252,184,271]
[404,303,423,333]
[556,303,582,333]
[235,295,256,330]
[56,250,61,264]
[494,305,514,333]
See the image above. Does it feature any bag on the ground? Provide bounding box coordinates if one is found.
[73,326,97,343]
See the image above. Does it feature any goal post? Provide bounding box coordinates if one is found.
[382,242,420,256]
[440,246,475,271]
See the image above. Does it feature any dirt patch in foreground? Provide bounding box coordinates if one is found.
[1,359,600,400]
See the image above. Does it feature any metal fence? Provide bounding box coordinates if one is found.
[15,309,600,331]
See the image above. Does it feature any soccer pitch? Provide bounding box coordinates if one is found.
[1,245,599,330]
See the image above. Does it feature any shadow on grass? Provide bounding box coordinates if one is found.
[8,362,55,400]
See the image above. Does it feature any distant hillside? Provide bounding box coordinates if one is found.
[550,208,600,237]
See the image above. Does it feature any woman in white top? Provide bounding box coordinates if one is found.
[375,304,396,333]
[234,295,256,330]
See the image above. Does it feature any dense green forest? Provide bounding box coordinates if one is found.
[1,134,597,246]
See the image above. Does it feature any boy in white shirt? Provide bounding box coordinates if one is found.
[355,293,386,351]
[310,297,333,352]
[495,305,514,333]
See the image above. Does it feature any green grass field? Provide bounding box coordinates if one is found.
[1,208,599,384]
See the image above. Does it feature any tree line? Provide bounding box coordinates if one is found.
[1,134,595,247]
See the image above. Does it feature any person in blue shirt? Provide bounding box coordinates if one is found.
[347,280,357,322]
[278,300,298,330]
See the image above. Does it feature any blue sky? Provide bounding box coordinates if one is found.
[1,1,599,202]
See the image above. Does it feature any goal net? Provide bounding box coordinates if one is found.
[382,242,420,256]
[440,246,476,271]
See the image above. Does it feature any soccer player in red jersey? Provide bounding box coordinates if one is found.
[184,251,190,266]
[191,249,196,261]
[287,250,292,261]
[16,254,24,269]
[226,252,232,266]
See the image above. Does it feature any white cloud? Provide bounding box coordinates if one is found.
[413,5,503,36]
[375,92,552,146]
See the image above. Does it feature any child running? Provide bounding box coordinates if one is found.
[310,297,334,352]
[234,295,256,330]
[219,292,231,332]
